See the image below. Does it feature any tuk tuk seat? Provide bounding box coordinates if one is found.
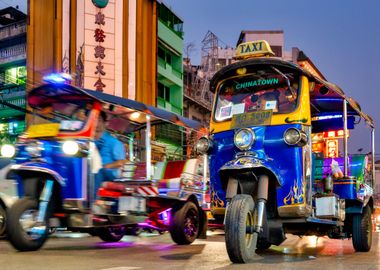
[157,160,186,196]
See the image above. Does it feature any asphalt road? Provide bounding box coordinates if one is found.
[0,230,379,270]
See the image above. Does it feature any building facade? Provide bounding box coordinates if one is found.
[27,0,157,106]
[157,2,184,115]
[155,2,185,157]
[0,7,27,143]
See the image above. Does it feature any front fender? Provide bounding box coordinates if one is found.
[219,156,283,186]
[7,162,65,186]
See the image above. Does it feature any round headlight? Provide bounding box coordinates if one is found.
[284,128,307,146]
[234,128,255,150]
[62,141,79,155]
[1,144,16,158]
[195,137,210,155]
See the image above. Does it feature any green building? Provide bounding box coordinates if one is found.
[0,7,27,144]
[157,2,184,115]
[156,2,185,158]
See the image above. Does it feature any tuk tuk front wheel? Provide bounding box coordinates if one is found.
[0,204,6,238]
[225,194,256,263]
[95,226,125,242]
[352,206,372,252]
[169,201,200,245]
[7,198,50,251]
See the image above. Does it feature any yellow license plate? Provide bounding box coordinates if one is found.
[26,123,60,138]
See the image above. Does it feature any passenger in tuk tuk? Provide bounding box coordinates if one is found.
[94,111,126,193]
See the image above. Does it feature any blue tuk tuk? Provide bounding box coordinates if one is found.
[4,80,208,251]
[194,40,375,263]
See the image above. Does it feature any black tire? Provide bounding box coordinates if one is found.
[352,206,372,252]
[95,226,125,242]
[0,203,6,239]
[225,194,256,263]
[169,201,200,245]
[7,198,49,251]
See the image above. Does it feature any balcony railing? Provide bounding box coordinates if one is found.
[158,58,183,80]
[0,21,26,40]
[157,97,182,115]
[0,84,26,119]
[0,44,27,65]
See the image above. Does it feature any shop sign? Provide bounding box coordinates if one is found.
[93,4,107,92]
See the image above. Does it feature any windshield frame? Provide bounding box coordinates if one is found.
[212,70,302,123]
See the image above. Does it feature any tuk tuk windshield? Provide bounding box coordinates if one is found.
[214,69,300,122]
[30,102,91,132]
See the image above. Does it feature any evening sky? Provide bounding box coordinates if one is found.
[1,0,379,152]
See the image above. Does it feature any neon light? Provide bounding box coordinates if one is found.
[313,114,342,121]
[325,139,338,158]
[327,131,335,138]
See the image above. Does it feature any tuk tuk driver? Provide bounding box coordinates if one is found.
[94,111,126,195]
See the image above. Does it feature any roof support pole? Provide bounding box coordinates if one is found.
[146,114,152,180]
[343,100,348,177]
[372,128,376,187]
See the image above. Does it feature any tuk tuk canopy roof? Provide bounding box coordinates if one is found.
[28,83,204,131]
[209,58,374,128]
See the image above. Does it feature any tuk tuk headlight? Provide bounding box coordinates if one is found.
[0,144,16,158]
[61,140,88,156]
[234,128,255,150]
[195,137,211,155]
[283,128,308,146]
[62,141,80,155]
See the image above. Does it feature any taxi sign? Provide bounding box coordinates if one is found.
[26,123,60,138]
[235,40,275,60]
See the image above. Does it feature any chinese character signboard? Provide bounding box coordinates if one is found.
[92,0,108,91]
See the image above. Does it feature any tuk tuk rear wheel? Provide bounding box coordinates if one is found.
[225,194,256,263]
[352,206,372,252]
[95,226,125,242]
[169,201,200,245]
[7,198,50,251]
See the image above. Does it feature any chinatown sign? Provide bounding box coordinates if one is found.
[93,1,108,91]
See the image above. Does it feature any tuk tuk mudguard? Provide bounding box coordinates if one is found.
[7,164,65,212]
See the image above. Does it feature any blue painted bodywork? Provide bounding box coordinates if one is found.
[13,140,87,200]
[209,124,305,209]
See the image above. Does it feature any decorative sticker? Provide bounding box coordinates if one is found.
[264,100,277,110]
[219,105,232,119]
[232,103,245,115]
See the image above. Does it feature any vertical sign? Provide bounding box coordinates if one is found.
[325,139,338,158]
[92,0,109,92]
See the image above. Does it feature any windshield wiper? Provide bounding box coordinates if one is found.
[271,66,297,98]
